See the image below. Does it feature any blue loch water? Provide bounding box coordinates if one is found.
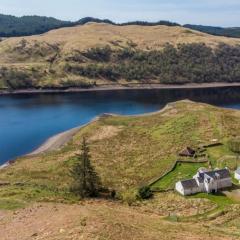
[1,87,240,164]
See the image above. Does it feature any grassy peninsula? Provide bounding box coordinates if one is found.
[1,101,240,239]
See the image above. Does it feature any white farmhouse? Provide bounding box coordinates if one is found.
[175,168,232,196]
[235,167,240,183]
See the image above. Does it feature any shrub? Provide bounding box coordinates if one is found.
[83,46,112,62]
[121,189,138,205]
[137,186,153,200]
[228,137,240,153]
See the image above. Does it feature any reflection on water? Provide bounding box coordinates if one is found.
[1,86,240,164]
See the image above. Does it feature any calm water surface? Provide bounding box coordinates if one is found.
[1,87,240,164]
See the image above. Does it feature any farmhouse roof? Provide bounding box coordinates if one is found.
[204,169,230,180]
[197,176,204,183]
[180,179,198,189]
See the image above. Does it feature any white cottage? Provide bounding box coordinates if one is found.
[235,167,240,183]
[175,168,232,196]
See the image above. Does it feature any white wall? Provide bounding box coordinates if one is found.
[235,172,240,181]
[175,182,185,195]
[175,181,201,196]
[205,178,232,193]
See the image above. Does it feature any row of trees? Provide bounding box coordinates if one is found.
[67,43,240,84]
[2,43,240,89]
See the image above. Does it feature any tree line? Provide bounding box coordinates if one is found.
[184,24,240,38]
[66,43,240,84]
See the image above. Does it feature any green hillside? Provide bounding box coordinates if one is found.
[1,100,240,239]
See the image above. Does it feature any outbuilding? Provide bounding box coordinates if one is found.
[179,147,196,157]
[175,179,200,196]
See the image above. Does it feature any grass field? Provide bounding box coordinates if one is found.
[151,162,208,190]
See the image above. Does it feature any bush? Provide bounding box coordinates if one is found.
[82,46,112,62]
[121,189,138,205]
[228,137,240,153]
[137,186,153,200]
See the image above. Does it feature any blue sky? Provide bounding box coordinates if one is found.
[0,0,240,27]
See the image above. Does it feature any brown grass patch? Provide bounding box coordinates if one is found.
[89,125,124,142]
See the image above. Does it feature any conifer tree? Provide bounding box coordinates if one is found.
[70,137,101,197]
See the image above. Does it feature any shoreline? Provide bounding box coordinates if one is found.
[28,116,101,156]
[1,82,240,95]
[0,97,238,170]
[27,126,82,156]
[0,101,179,170]
[0,117,100,169]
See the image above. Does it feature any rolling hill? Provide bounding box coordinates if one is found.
[1,23,240,90]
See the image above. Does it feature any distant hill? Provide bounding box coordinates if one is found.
[184,24,240,38]
[0,14,76,37]
[0,14,180,37]
[2,13,240,39]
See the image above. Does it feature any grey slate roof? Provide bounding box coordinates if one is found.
[180,179,198,189]
[197,176,204,183]
[204,169,230,180]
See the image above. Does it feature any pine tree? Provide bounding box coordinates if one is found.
[70,137,101,197]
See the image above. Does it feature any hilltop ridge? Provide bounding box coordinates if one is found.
[0,13,240,38]
[2,22,240,53]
